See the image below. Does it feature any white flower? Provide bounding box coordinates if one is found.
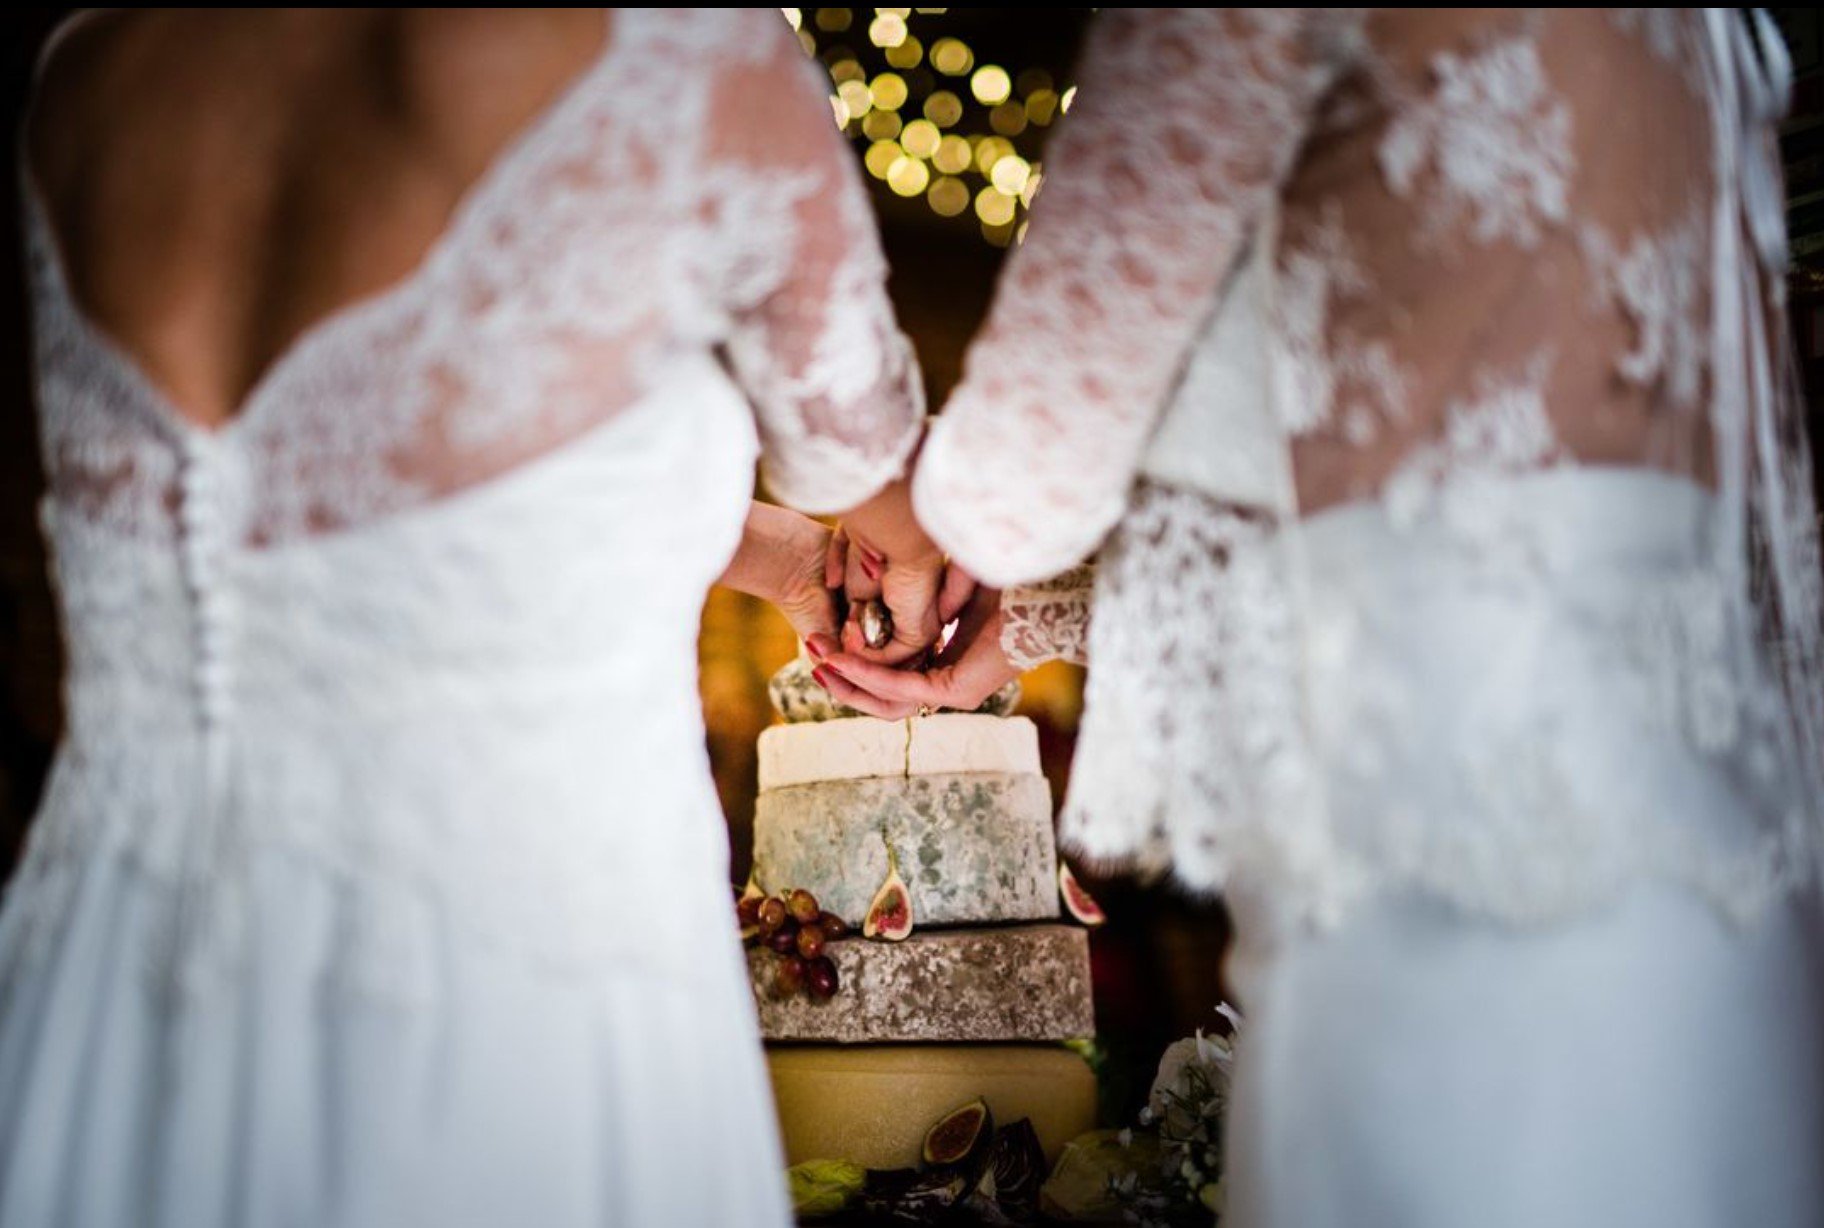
[1147,1020,1239,1131]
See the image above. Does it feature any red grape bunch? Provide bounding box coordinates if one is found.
[736,884,846,1001]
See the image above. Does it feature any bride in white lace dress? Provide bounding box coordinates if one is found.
[0,10,939,1226]
[820,9,1824,1226]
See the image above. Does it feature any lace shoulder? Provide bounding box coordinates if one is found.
[25,9,920,547]
[703,11,925,514]
[915,9,1352,586]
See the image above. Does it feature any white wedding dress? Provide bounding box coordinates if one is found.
[0,10,923,1227]
[926,10,1824,1227]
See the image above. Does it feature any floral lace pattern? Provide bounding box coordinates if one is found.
[913,8,1351,587]
[1581,210,1709,412]
[1376,35,1574,247]
[1270,211,1410,442]
[920,9,1824,930]
[1380,356,1563,538]
[1000,566,1094,671]
[24,9,922,542]
[1060,485,1347,913]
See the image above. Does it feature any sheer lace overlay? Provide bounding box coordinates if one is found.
[24,9,921,540]
[6,9,923,1001]
[914,9,1349,587]
[1000,566,1094,671]
[926,9,1824,928]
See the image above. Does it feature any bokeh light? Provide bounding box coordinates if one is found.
[887,155,931,197]
[869,72,909,111]
[933,133,972,175]
[989,153,1031,197]
[836,78,872,122]
[923,90,964,128]
[864,139,902,180]
[793,9,1077,250]
[974,185,1016,227]
[930,37,974,76]
[974,135,1015,176]
[989,101,1028,137]
[861,109,902,142]
[928,175,970,217]
[884,36,923,69]
[1020,168,1044,208]
[1015,67,1053,97]
[868,12,908,48]
[970,65,1012,106]
[900,118,942,160]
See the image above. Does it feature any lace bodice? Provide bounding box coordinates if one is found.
[918,9,1783,565]
[6,9,924,998]
[922,9,1824,927]
[26,9,922,542]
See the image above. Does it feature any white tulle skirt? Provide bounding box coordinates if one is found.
[0,841,791,1228]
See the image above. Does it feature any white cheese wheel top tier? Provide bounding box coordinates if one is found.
[757,713,1040,790]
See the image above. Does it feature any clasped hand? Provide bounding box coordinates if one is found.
[721,500,1023,720]
[803,528,1021,720]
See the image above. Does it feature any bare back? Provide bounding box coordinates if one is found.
[27,9,608,430]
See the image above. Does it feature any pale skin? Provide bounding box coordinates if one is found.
[28,9,611,429]
[31,8,952,657]
[807,575,1023,721]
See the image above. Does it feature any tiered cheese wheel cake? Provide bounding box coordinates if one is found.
[749,660,1098,1169]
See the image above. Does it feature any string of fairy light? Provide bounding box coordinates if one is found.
[783,8,1076,247]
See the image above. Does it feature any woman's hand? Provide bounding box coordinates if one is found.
[827,471,968,665]
[805,577,1020,719]
[835,535,975,665]
[717,502,842,644]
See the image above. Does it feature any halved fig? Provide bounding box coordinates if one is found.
[863,863,914,941]
[922,1098,993,1167]
[736,875,766,940]
[1059,862,1107,927]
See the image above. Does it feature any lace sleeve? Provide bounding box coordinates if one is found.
[1000,565,1094,670]
[708,14,924,515]
[913,9,1347,586]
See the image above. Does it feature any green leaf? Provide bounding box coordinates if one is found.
[787,1159,867,1217]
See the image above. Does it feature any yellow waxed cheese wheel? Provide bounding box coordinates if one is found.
[766,1044,1098,1170]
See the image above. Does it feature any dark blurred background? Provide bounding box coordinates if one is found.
[4,8,1824,1123]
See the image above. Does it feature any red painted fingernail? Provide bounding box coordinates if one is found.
[811,666,831,688]
[806,639,825,661]
[862,547,885,567]
[860,557,881,581]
